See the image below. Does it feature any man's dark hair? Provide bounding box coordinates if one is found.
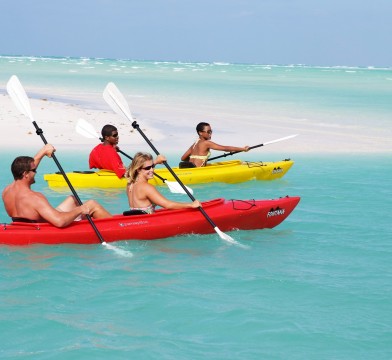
[101,124,118,138]
[196,122,210,133]
[11,156,34,180]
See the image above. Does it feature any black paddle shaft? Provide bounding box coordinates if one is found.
[131,121,218,229]
[33,122,105,243]
[209,143,263,161]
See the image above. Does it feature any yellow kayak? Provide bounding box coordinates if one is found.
[43,159,294,188]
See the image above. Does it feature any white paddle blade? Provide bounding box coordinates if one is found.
[263,134,298,146]
[214,227,249,248]
[103,82,133,121]
[103,242,134,258]
[6,75,34,121]
[165,181,194,195]
[76,118,100,139]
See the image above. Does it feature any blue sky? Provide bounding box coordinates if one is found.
[1,0,391,67]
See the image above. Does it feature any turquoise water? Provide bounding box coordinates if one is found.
[1,152,391,359]
[1,57,392,359]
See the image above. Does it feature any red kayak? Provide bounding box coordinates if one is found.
[0,196,300,246]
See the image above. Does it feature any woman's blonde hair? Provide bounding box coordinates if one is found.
[125,152,153,184]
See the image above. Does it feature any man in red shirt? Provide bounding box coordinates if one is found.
[89,125,166,179]
[89,125,126,178]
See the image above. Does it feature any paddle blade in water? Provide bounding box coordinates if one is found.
[6,75,34,121]
[103,242,134,258]
[165,181,194,195]
[214,227,249,248]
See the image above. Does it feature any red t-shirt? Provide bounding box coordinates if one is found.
[89,144,126,179]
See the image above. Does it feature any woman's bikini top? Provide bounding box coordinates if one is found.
[129,203,156,214]
[189,139,211,166]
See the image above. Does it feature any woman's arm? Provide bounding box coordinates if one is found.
[207,141,249,153]
[145,184,200,210]
[181,145,194,161]
[154,154,167,165]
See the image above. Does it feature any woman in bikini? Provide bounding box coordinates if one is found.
[125,152,201,214]
[181,122,250,167]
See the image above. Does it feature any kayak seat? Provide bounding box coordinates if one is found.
[12,217,43,223]
[179,161,196,168]
[55,171,95,174]
[123,209,148,216]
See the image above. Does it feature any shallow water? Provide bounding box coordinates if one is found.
[1,152,391,359]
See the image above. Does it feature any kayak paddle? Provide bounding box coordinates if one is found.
[103,82,246,248]
[209,134,299,161]
[75,118,193,195]
[6,75,132,257]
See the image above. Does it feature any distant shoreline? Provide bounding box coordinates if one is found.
[1,92,391,154]
[1,57,391,155]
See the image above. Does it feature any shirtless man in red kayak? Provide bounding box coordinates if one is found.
[2,144,112,227]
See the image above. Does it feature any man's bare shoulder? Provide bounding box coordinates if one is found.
[27,190,48,202]
[8,184,47,203]
[2,183,12,197]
